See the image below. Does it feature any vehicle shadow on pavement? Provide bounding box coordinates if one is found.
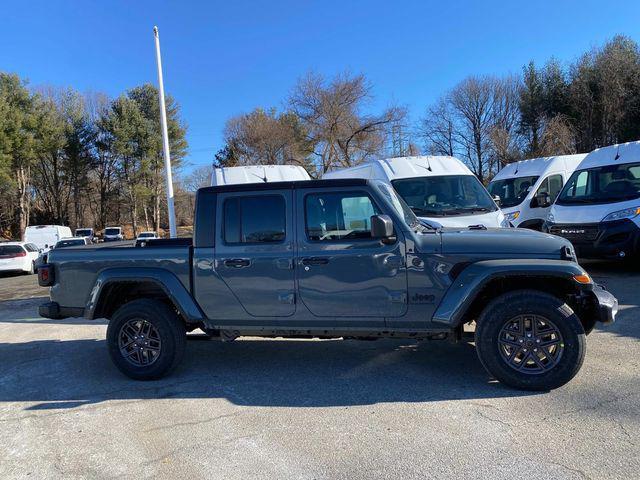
[0,337,536,410]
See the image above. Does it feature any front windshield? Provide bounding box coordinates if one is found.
[556,162,640,205]
[105,228,120,235]
[76,229,91,236]
[488,175,539,208]
[374,182,421,228]
[139,233,155,238]
[392,175,497,217]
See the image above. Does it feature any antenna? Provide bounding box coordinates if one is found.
[614,147,620,160]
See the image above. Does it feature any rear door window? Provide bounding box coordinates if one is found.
[224,195,286,244]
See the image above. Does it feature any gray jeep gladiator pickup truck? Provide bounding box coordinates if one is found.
[38,179,618,390]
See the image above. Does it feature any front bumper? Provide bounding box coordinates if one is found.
[592,284,618,325]
[545,219,640,259]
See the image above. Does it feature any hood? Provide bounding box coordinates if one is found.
[437,227,572,256]
[550,199,640,224]
[418,210,505,229]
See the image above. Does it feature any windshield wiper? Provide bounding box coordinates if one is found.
[453,207,491,213]
[411,207,444,216]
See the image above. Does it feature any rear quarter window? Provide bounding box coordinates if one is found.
[0,245,25,256]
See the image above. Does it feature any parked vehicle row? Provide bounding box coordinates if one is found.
[488,154,586,230]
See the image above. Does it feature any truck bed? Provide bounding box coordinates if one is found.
[47,241,193,315]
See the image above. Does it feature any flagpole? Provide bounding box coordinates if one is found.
[153,26,177,238]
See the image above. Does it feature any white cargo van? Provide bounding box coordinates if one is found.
[23,225,73,251]
[545,142,640,259]
[488,154,585,230]
[323,156,506,228]
[212,165,311,186]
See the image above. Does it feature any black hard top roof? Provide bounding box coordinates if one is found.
[199,178,370,194]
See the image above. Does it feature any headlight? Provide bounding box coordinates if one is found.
[504,211,520,223]
[547,211,555,223]
[602,206,640,222]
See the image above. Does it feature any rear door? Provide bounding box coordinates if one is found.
[215,189,296,317]
[295,187,408,319]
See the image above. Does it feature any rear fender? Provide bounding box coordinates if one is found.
[432,259,589,327]
[85,267,205,323]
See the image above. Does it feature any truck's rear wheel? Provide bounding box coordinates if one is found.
[107,299,186,380]
[475,290,586,391]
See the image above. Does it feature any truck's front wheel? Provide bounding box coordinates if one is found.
[107,299,186,380]
[475,290,586,391]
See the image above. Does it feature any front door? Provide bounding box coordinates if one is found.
[215,189,295,317]
[295,187,408,319]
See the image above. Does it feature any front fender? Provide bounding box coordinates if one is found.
[85,267,205,322]
[432,259,589,327]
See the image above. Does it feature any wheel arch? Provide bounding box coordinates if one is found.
[86,268,205,324]
[432,259,593,330]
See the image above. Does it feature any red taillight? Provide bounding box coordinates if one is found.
[38,265,54,287]
[0,251,27,258]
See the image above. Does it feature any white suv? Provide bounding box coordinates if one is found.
[0,242,40,274]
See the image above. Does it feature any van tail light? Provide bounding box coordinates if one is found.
[38,264,55,287]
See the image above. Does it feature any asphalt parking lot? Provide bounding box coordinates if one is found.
[0,263,638,480]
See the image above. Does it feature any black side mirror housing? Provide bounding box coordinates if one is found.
[492,195,501,207]
[371,215,395,243]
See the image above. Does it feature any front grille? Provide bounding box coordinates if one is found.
[549,224,599,242]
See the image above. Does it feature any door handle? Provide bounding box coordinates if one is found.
[301,257,329,266]
[224,258,251,268]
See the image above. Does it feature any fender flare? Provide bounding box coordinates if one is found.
[432,259,589,327]
[84,267,205,322]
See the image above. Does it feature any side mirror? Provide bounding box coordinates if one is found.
[533,192,551,208]
[492,195,501,207]
[371,215,395,243]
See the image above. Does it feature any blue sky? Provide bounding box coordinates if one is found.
[3,0,640,172]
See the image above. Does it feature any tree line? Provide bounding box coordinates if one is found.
[2,34,640,239]
[217,35,640,183]
[0,75,190,239]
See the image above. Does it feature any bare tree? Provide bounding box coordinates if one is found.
[488,75,523,168]
[420,75,523,181]
[539,115,577,156]
[289,72,405,174]
[420,98,457,156]
[223,108,314,170]
[184,165,212,191]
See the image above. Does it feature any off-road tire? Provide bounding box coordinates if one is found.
[475,289,586,391]
[107,299,186,380]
